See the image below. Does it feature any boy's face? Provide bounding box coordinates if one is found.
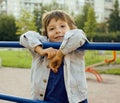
[47,18,70,42]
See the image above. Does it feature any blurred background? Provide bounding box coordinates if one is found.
[0,0,120,69]
[0,0,120,42]
[0,1,120,103]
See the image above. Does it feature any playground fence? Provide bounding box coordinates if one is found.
[0,41,120,103]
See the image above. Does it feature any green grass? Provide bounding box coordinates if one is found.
[85,51,103,66]
[98,68,120,75]
[0,49,32,68]
[0,49,120,74]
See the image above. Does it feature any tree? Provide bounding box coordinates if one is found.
[108,0,120,32]
[96,22,107,33]
[84,7,97,41]
[75,3,91,30]
[16,9,37,35]
[33,3,52,34]
[0,14,17,41]
[34,8,42,34]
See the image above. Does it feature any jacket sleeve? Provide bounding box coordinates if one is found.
[60,29,88,55]
[20,31,47,53]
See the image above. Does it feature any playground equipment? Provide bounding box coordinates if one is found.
[0,41,120,103]
[86,50,117,82]
[105,51,116,64]
[85,67,103,82]
[0,41,120,50]
[0,94,50,103]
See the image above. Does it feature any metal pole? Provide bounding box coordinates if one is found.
[0,94,51,103]
[0,41,120,50]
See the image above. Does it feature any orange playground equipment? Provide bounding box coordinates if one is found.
[86,51,117,82]
[105,51,116,64]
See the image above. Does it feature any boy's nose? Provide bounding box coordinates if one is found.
[56,28,61,34]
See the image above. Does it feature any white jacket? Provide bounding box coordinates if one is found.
[20,29,88,103]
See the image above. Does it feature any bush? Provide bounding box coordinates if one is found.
[87,31,120,42]
[0,14,18,41]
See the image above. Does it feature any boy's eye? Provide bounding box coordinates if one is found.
[49,27,54,31]
[61,25,65,28]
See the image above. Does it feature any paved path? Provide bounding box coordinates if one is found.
[0,67,120,103]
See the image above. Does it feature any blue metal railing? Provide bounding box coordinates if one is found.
[0,41,120,50]
[0,41,120,103]
[0,94,50,103]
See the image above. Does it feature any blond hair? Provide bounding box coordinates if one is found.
[42,10,76,36]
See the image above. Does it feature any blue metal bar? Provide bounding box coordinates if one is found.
[0,41,120,102]
[0,94,51,103]
[0,41,24,48]
[0,41,120,50]
[43,42,120,50]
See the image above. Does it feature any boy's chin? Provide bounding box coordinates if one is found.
[55,40,63,42]
[51,39,63,42]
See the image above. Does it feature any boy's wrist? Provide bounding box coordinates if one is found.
[35,46,43,55]
[57,49,64,58]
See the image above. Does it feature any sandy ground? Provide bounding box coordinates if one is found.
[0,67,120,103]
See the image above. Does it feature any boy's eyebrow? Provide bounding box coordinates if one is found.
[47,25,54,28]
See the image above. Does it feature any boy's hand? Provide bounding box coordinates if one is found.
[35,46,57,59]
[35,46,64,73]
[48,50,64,73]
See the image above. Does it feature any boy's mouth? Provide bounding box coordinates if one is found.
[55,36,64,41]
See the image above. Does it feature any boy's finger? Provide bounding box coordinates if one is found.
[47,51,56,59]
[52,69,58,73]
[48,62,58,73]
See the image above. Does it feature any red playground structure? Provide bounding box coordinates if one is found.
[86,50,117,82]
